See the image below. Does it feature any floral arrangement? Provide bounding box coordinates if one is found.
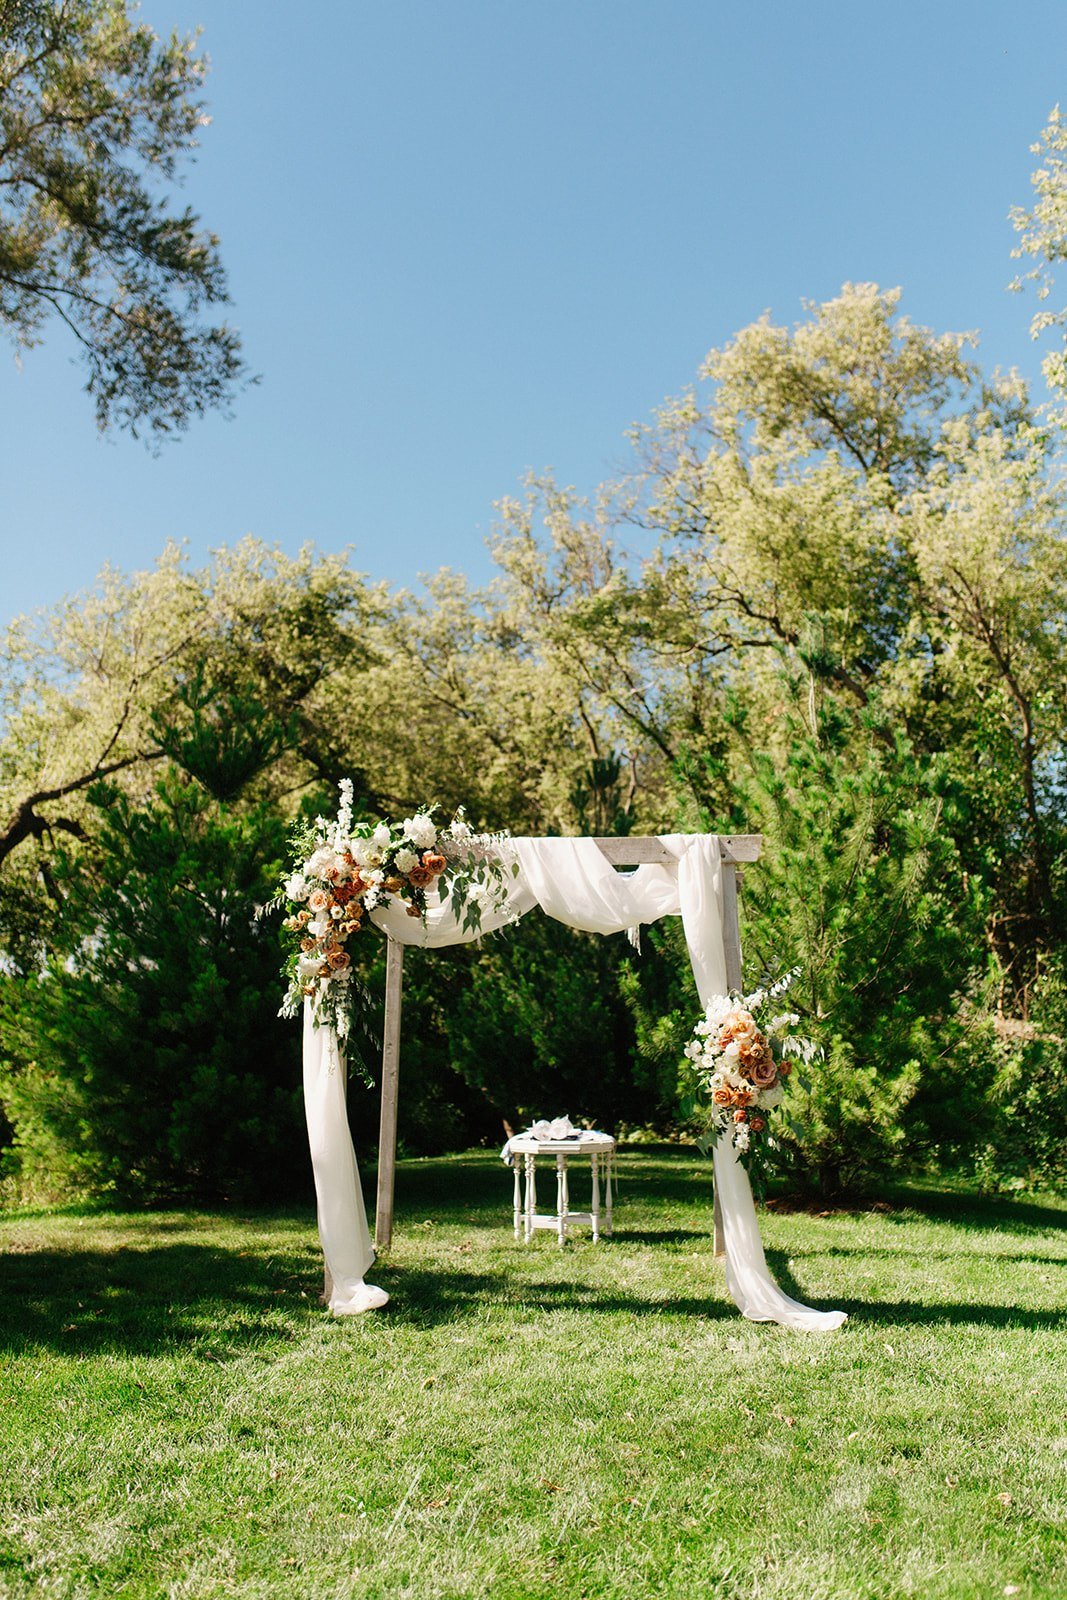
[680,971,818,1166]
[274,781,515,1034]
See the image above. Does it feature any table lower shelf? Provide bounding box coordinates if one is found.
[526,1212,613,1234]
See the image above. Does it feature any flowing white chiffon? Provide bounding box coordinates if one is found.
[302,1004,380,1313]
[304,833,846,1330]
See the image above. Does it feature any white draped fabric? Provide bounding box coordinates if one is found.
[302,1005,375,1312]
[303,832,846,1330]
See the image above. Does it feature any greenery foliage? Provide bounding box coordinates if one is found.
[1,274,1065,1201]
[0,771,301,1203]
[710,701,992,1195]
[0,0,246,437]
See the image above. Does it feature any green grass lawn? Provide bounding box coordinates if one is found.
[0,1149,1064,1600]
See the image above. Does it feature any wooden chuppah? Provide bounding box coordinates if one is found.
[372,833,762,1253]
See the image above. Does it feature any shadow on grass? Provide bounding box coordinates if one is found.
[814,1245,1067,1268]
[835,1298,1067,1332]
[764,1246,1067,1332]
[0,1238,322,1358]
[382,1264,737,1326]
[764,1186,1067,1236]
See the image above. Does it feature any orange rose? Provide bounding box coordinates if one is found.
[732,1087,753,1108]
[408,865,434,888]
[383,876,404,893]
[712,1087,732,1106]
[733,1108,748,1124]
[750,1115,765,1132]
[422,852,447,875]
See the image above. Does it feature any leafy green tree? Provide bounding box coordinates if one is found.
[0,0,245,436]
[0,765,301,1204]
[1011,104,1067,403]
[711,699,992,1195]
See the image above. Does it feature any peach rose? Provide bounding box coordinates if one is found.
[308,889,330,912]
[422,852,447,875]
[327,949,350,970]
[751,1058,778,1089]
[300,937,316,953]
[405,903,423,918]
[712,1087,732,1106]
[732,1087,753,1108]
[733,1108,748,1124]
[778,1060,792,1077]
[750,1115,765,1132]
[408,865,434,888]
[383,876,404,893]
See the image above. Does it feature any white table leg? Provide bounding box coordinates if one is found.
[556,1153,566,1247]
[513,1158,522,1241]
[591,1151,601,1243]
[605,1151,614,1237]
[524,1151,536,1244]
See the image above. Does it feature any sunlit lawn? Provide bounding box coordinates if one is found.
[0,1149,1064,1599]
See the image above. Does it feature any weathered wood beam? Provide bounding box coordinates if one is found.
[374,937,405,1251]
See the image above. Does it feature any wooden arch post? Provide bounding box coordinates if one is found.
[371,833,761,1253]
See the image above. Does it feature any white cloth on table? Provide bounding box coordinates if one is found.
[501,1123,615,1166]
[304,832,846,1331]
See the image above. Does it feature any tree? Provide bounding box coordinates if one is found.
[0,539,382,886]
[0,0,246,437]
[1011,104,1067,403]
[710,699,991,1195]
[0,748,301,1205]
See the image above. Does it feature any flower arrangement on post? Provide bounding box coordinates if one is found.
[679,971,818,1170]
[273,781,516,1036]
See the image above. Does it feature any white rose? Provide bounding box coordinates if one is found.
[403,812,437,849]
[372,823,391,849]
[284,874,309,902]
[306,847,334,877]
[297,955,323,978]
[308,919,328,937]
[395,847,418,875]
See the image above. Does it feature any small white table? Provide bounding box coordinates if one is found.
[507,1132,616,1246]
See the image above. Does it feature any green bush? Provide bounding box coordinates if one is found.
[0,772,305,1204]
[709,701,994,1196]
[973,956,1067,1192]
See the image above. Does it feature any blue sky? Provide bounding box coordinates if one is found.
[2,0,1065,624]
